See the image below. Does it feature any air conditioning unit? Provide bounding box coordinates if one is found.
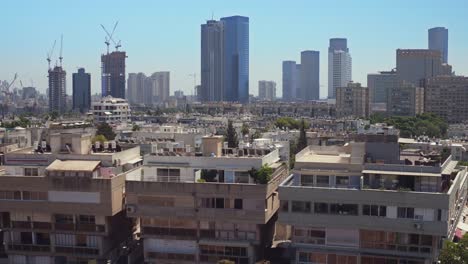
[126,205,137,214]
[414,223,422,230]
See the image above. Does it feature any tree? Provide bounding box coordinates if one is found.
[297,119,308,152]
[289,139,298,169]
[96,122,116,140]
[241,123,250,136]
[92,135,107,144]
[132,124,141,131]
[225,120,238,148]
[250,130,262,143]
[438,233,468,263]
[249,165,274,184]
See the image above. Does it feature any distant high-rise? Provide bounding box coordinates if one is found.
[258,80,276,101]
[127,72,146,104]
[367,70,397,113]
[282,61,298,101]
[300,51,320,100]
[150,72,170,103]
[396,49,442,87]
[221,15,249,103]
[101,51,126,99]
[336,82,369,118]
[201,20,224,102]
[48,66,66,114]
[72,68,91,113]
[328,38,352,99]
[428,27,448,63]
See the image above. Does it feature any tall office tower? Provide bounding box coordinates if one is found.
[428,27,448,63]
[221,16,249,103]
[328,38,352,99]
[72,68,91,113]
[201,20,224,102]
[48,66,67,114]
[296,64,301,99]
[282,61,299,101]
[396,49,442,87]
[367,70,397,112]
[336,82,369,118]
[150,72,170,103]
[425,76,468,123]
[101,51,126,99]
[300,51,320,100]
[258,80,276,101]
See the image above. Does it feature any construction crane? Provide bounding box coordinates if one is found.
[46,40,57,70]
[1,73,18,116]
[59,34,63,67]
[101,21,120,53]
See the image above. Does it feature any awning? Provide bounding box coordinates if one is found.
[362,169,440,177]
[126,158,143,165]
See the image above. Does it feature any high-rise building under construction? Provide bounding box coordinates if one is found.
[48,66,67,114]
[101,51,126,99]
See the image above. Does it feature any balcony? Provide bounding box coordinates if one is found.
[8,244,51,253]
[54,223,105,233]
[10,221,52,230]
[55,246,99,256]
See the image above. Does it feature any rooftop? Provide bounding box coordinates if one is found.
[46,160,101,172]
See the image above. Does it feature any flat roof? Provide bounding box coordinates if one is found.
[296,152,351,164]
[46,160,101,172]
[362,169,440,177]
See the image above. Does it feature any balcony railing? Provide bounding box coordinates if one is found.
[55,246,99,255]
[8,244,51,252]
[200,230,257,241]
[55,223,105,232]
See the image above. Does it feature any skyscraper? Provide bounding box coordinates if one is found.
[396,49,442,87]
[201,20,224,102]
[258,80,276,101]
[428,27,448,63]
[221,15,249,103]
[127,72,146,104]
[101,51,126,99]
[300,50,320,100]
[282,61,298,101]
[328,38,352,99]
[72,68,91,113]
[48,66,66,114]
[150,72,170,103]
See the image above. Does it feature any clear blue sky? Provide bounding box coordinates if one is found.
[1,0,467,98]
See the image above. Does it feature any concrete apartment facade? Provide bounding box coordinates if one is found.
[387,82,424,116]
[125,136,288,264]
[425,76,468,123]
[278,139,467,264]
[91,96,131,123]
[336,82,369,118]
[0,132,142,264]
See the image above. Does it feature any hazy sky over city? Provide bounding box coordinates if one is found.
[1,0,467,98]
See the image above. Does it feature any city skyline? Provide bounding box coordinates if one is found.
[1,0,468,98]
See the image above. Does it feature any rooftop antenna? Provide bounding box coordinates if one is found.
[46,40,57,70]
[59,34,63,67]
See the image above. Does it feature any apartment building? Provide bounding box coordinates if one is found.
[278,138,467,263]
[0,132,142,264]
[336,82,369,118]
[387,82,424,117]
[125,135,289,264]
[425,76,468,123]
[92,96,131,124]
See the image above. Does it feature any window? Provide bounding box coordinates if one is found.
[55,214,74,224]
[330,204,358,215]
[280,200,289,212]
[314,202,329,214]
[201,198,215,208]
[336,176,349,185]
[437,209,442,221]
[363,205,387,217]
[397,207,415,219]
[215,198,225,209]
[24,168,39,176]
[301,175,314,186]
[22,191,47,201]
[234,199,243,210]
[291,201,311,213]
[78,215,95,224]
[316,176,329,186]
[13,191,21,200]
